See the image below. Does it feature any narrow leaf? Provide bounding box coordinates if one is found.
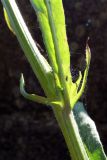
[1,0,55,97]
[71,45,91,108]
[20,74,49,105]
[3,8,15,34]
[44,0,72,85]
[73,102,107,160]
[30,0,58,75]
[30,0,73,108]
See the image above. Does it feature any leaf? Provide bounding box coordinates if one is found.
[20,73,49,105]
[30,0,58,75]
[20,73,63,107]
[70,45,91,108]
[1,0,55,97]
[45,0,70,71]
[3,8,15,34]
[30,0,72,89]
[73,102,107,160]
[45,0,72,86]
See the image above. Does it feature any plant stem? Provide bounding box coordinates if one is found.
[44,1,89,159]
[53,106,89,160]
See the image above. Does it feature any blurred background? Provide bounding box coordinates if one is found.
[0,0,107,159]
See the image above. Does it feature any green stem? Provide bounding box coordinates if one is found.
[43,1,89,159]
[53,106,89,160]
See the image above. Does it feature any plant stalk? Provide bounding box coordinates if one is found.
[52,106,89,160]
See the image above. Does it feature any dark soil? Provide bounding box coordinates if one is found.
[0,0,107,159]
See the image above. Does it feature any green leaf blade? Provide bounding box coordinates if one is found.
[43,0,73,108]
[47,0,71,76]
[3,8,15,34]
[74,102,107,160]
[30,0,73,106]
[1,0,55,97]
[30,0,58,75]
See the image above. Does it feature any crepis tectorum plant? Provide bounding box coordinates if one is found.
[1,0,107,160]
